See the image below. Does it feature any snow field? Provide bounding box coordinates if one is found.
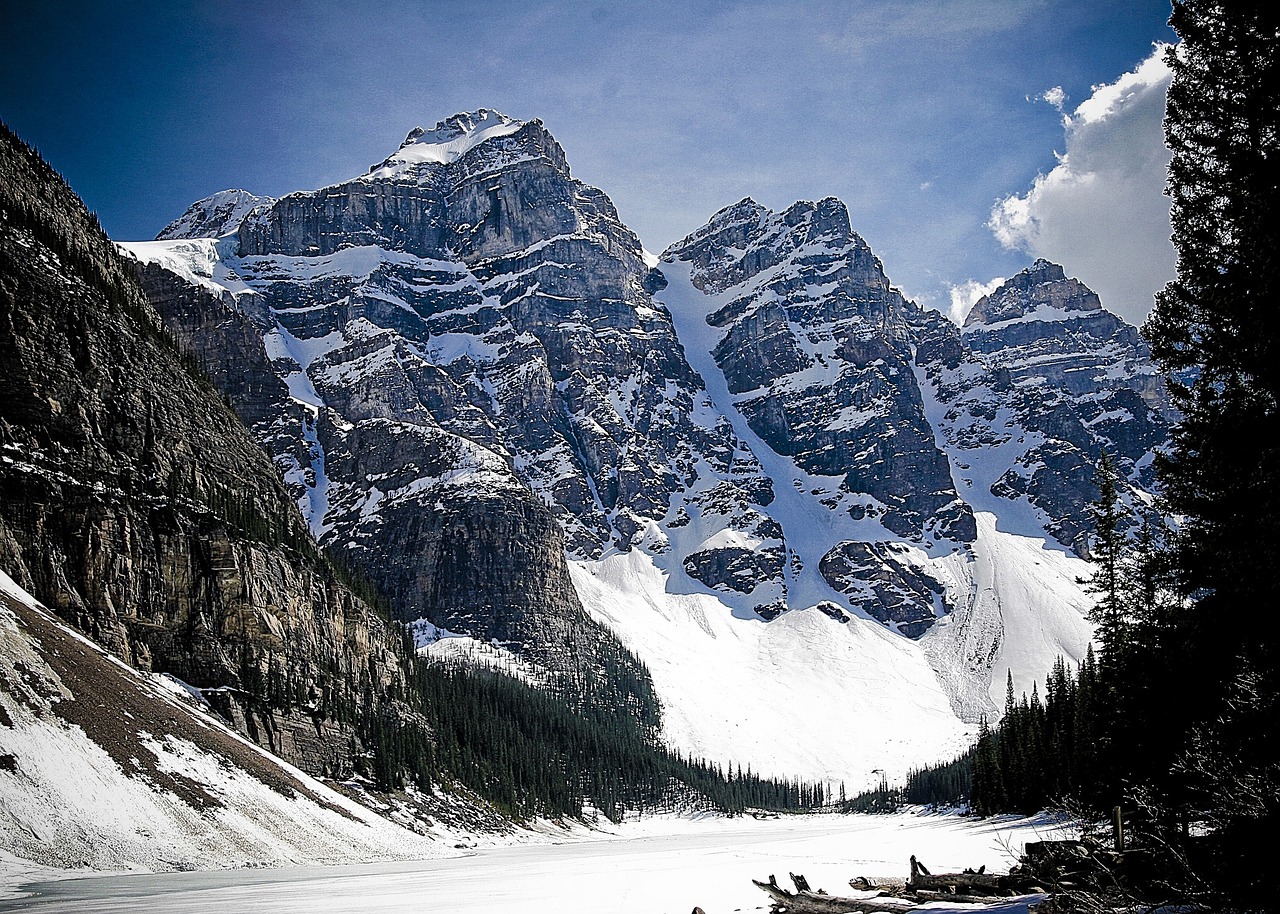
[2,810,1073,914]
[571,551,975,792]
[0,571,444,889]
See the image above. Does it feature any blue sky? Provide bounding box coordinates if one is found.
[0,1,1177,323]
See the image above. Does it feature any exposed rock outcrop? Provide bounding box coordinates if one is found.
[665,197,977,547]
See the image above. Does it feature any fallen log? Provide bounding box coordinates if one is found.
[909,855,1003,888]
[907,855,1032,896]
[752,874,915,914]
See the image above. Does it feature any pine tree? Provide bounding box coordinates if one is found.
[1083,450,1129,671]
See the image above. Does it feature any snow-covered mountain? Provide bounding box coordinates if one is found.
[122,110,1172,789]
[0,120,411,761]
[943,258,1170,553]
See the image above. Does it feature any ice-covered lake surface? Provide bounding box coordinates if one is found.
[2,811,1070,913]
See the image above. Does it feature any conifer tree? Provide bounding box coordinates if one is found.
[1083,450,1129,671]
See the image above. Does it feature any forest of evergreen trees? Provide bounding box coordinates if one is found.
[233,584,827,824]
[410,662,825,821]
[248,633,827,823]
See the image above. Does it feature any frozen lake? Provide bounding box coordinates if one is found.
[1,812,1066,913]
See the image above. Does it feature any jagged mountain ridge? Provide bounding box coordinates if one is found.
[0,120,716,871]
[125,110,1172,785]
[946,258,1170,554]
[662,197,976,636]
[654,199,1168,744]
[126,111,774,640]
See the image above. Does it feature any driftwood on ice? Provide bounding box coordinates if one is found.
[751,873,916,913]
[752,856,1041,912]
[906,854,1035,894]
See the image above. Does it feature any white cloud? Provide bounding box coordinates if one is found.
[1041,86,1066,111]
[948,276,1005,325]
[989,44,1176,326]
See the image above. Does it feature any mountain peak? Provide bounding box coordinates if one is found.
[156,188,274,240]
[713,197,769,224]
[373,109,527,172]
[1027,258,1067,281]
[781,196,853,238]
[662,197,769,264]
[964,259,1102,328]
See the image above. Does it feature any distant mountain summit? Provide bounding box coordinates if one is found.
[964,258,1100,325]
[123,111,1173,785]
[157,188,275,240]
[941,258,1170,553]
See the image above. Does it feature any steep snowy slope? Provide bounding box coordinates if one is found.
[0,571,442,873]
[635,253,1095,778]
[122,111,1171,786]
[642,198,1174,771]
[568,552,974,788]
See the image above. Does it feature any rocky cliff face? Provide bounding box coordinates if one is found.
[668,198,974,544]
[662,198,980,635]
[0,122,420,781]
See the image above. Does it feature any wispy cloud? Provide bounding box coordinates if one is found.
[819,0,1045,54]
[989,44,1175,326]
